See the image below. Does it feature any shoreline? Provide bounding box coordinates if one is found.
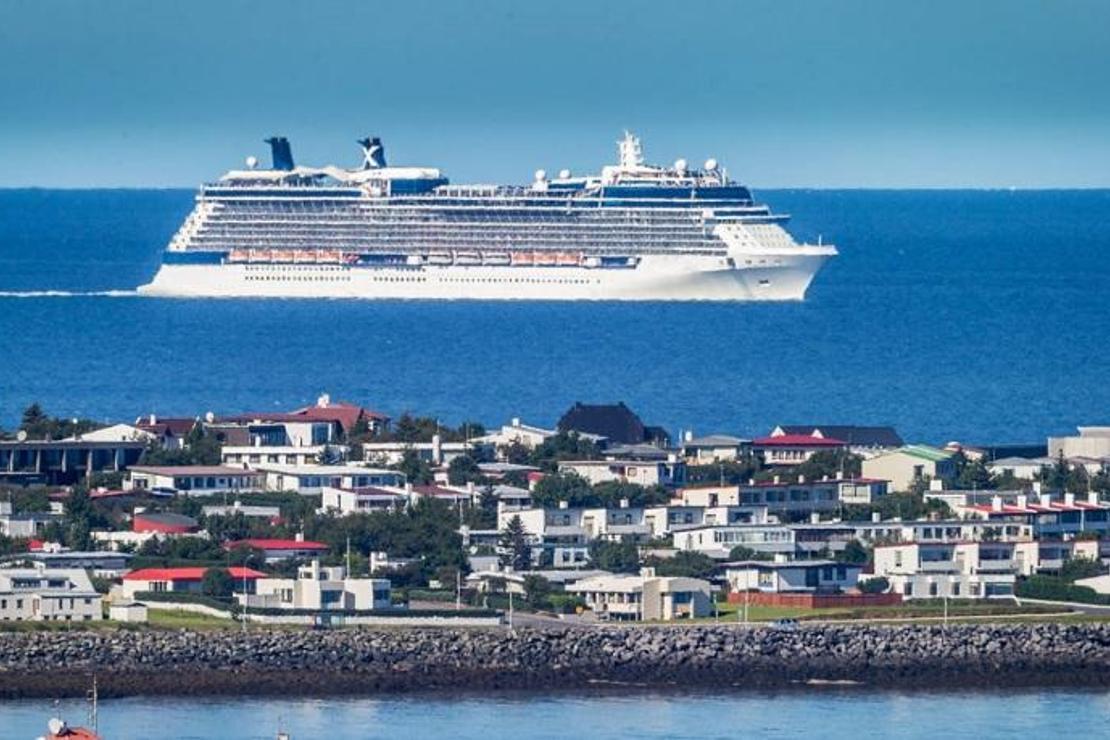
[1,623,1107,699]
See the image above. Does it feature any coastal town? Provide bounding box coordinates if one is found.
[2,394,1109,630]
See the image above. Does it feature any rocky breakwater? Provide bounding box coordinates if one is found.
[1,623,1108,698]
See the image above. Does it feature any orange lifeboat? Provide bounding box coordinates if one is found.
[533,251,557,266]
[510,251,534,266]
[556,252,582,266]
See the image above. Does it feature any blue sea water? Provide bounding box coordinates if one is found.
[0,188,1108,441]
[1,690,1108,739]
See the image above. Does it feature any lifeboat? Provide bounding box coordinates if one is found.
[272,250,295,263]
[483,252,511,266]
[292,250,315,264]
[510,251,534,266]
[533,251,557,266]
[556,252,582,266]
[228,249,250,263]
[455,251,482,266]
[406,254,425,266]
[427,252,453,266]
[582,255,601,268]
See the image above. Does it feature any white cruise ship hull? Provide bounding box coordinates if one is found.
[138,250,834,301]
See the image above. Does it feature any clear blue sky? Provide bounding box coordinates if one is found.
[2,0,1108,187]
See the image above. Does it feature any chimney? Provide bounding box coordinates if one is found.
[467,481,475,496]
[773,553,788,563]
[929,478,944,491]
[1017,494,1028,509]
[619,498,629,509]
[773,475,780,485]
[640,566,656,578]
[511,417,521,428]
[1032,481,1042,495]
[405,482,413,495]
[748,478,755,485]
[991,495,1002,512]
[871,511,881,523]
[149,413,156,425]
[1089,491,1100,506]
[822,475,829,482]
[317,393,330,408]
[798,474,805,484]
[1065,492,1075,507]
[558,500,569,510]
[810,512,820,524]
[295,531,305,543]
[432,434,443,465]
[684,429,694,443]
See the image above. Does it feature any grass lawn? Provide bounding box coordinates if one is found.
[145,608,239,630]
[697,598,1078,625]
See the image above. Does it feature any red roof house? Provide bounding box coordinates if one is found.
[121,566,266,598]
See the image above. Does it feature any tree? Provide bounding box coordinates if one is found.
[498,515,532,571]
[530,472,594,508]
[201,568,234,599]
[522,574,553,610]
[396,449,433,485]
[463,485,498,529]
[836,540,871,565]
[1060,556,1104,582]
[447,454,482,485]
[728,545,771,561]
[589,541,641,573]
[858,576,890,594]
[644,551,716,580]
[954,453,993,490]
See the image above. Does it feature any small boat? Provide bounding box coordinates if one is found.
[454,251,482,266]
[582,255,601,268]
[405,254,425,266]
[509,251,534,266]
[483,251,511,266]
[556,251,582,266]
[227,249,250,263]
[427,252,453,266]
[39,678,101,739]
[533,251,557,266]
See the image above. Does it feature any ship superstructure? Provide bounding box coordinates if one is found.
[139,133,837,300]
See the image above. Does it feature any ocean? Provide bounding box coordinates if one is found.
[0,188,1108,442]
[2,690,1109,739]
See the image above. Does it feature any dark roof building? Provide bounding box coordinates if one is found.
[557,402,669,447]
[771,425,903,450]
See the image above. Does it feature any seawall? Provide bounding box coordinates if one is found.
[1,623,1107,698]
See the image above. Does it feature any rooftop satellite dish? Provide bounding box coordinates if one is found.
[534,169,546,182]
[16,430,27,441]
[704,158,718,171]
[48,719,66,735]
[674,158,688,173]
[204,411,215,423]
[245,156,259,169]
[558,168,571,180]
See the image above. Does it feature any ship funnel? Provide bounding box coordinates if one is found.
[264,136,295,171]
[358,137,388,169]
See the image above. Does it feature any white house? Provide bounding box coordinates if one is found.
[320,485,406,515]
[0,500,60,538]
[240,560,391,611]
[125,465,262,495]
[986,456,1056,480]
[558,458,686,487]
[221,444,339,469]
[566,568,711,621]
[680,433,750,464]
[872,541,1031,599]
[724,559,863,594]
[1048,427,1110,459]
[361,435,483,466]
[0,564,102,622]
[256,464,405,495]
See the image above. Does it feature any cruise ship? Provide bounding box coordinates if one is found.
[139,133,837,300]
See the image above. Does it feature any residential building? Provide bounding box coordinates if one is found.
[566,568,711,621]
[221,444,337,469]
[500,506,591,568]
[201,501,282,521]
[752,434,847,466]
[873,542,1027,599]
[125,465,262,495]
[109,602,149,623]
[679,433,750,464]
[985,456,1055,480]
[225,537,329,563]
[361,435,485,466]
[957,492,1110,539]
[240,560,391,611]
[861,445,957,491]
[0,436,147,486]
[557,402,669,447]
[3,545,132,578]
[674,524,798,559]
[0,564,102,622]
[215,394,390,447]
[679,476,888,516]
[320,485,406,515]
[770,425,903,456]
[724,559,863,594]
[134,415,199,450]
[558,458,686,487]
[255,464,404,494]
[0,500,60,538]
[132,511,199,534]
[121,566,266,599]
[1048,426,1110,459]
